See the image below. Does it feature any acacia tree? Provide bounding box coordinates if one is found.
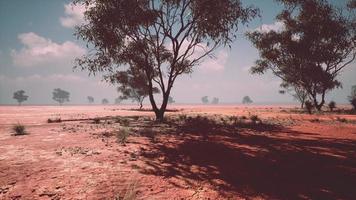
[242,96,253,104]
[212,97,219,104]
[13,90,29,106]
[87,96,94,104]
[52,88,70,105]
[74,0,258,120]
[201,96,209,104]
[102,98,109,104]
[279,82,308,108]
[168,96,175,104]
[247,0,355,111]
[116,67,160,109]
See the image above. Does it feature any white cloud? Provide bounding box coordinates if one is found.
[9,74,86,83]
[199,50,228,72]
[60,3,86,28]
[254,21,285,33]
[11,32,86,67]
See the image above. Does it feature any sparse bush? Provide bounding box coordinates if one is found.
[117,128,131,144]
[118,118,130,127]
[12,123,27,136]
[305,100,313,114]
[336,117,347,123]
[328,101,336,112]
[310,118,320,123]
[47,118,62,123]
[93,118,101,124]
[250,115,260,124]
[240,115,247,120]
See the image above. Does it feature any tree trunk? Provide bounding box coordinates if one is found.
[314,91,325,111]
[139,101,143,110]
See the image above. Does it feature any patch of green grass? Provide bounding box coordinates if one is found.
[12,123,27,136]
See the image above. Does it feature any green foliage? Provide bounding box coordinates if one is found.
[328,101,336,112]
[102,98,109,105]
[242,96,253,104]
[52,88,70,105]
[247,0,355,111]
[87,96,94,103]
[212,97,219,104]
[13,90,29,105]
[12,123,27,136]
[201,96,209,104]
[168,96,175,104]
[74,0,258,120]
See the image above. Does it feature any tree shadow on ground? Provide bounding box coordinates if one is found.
[137,115,356,199]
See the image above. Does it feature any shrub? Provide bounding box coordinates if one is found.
[336,117,347,123]
[117,128,131,144]
[328,101,336,112]
[250,115,260,124]
[47,118,62,123]
[305,100,313,114]
[12,123,27,136]
[310,118,320,123]
[93,118,101,124]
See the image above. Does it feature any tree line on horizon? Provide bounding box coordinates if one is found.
[11,0,356,118]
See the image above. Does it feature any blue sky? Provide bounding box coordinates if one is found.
[0,0,355,105]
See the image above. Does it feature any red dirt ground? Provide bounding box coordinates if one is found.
[0,105,356,199]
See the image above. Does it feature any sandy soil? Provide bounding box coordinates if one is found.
[0,105,356,199]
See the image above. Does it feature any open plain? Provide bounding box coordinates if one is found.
[0,105,356,199]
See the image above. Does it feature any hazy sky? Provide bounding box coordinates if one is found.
[0,0,355,105]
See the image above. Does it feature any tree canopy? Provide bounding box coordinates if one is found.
[116,66,160,109]
[242,96,253,104]
[52,88,70,105]
[102,98,109,104]
[201,96,209,104]
[87,96,94,104]
[74,0,258,120]
[212,97,219,104]
[13,90,29,106]
[247,0,355,110]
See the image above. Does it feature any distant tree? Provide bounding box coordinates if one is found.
[87,96,94,104]
[242,96,253,104]
[116,68,160,110]
[328,101,336,112]
[349,85,356,110]
[212,97,219,104]
[13,90,29,106]
[74,0,258,120]
[52,88,70,106]
[279,83,308,108]
[201,96,209,104]
[168,96,175,104]
[247,0,356,111]
[114,97,123,104]
[102,98,109,105]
